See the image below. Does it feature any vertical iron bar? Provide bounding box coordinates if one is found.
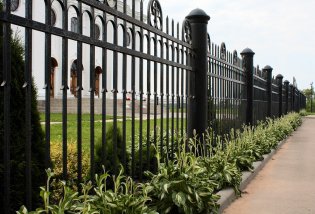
[165,17,170,162]
[131,0,136,177]
[2,1,12,211]
[146,31,151,171]
[113,3,118,176]
[216,46,220,134]
[90,7,96,181]
[159,37,164,161]
[122,0,127,174]
[176,23,179,141]
[181,46,184,139]
[25,0,33,209]
[77,1,83,186]
[180,46,185,144]
[62,0,68,180]
[153,32,157,148]
[101,10,107,170]
[139,0,144,180]
[45,0,52,170]
[171,20,175,158]
[185,47,189,146]
[217,46,221,134]
[284,80,289,114]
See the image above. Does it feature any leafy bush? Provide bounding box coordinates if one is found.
[299,109,308,116]
[17,168,157,214]
[200,148,242,194]
[18,113,303,214]
[145,146,220,214]
[50,142,90,203]
[50,141,90,180]
[94,125,130,176]
[133,129,181,179]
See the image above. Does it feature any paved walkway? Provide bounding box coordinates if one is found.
[223,116,315,214]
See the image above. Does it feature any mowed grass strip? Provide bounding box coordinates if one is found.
[40,113,118,123]
[41,113,186,152]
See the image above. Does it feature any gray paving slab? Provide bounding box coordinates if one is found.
[223,116,315,214]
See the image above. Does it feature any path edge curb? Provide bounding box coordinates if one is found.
[217,138,287,213]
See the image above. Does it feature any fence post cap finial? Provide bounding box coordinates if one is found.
[263,65,273,71]
[186,8,210,21]
[240,48,255,56]
[284,80,290,84]
[276,74,284,79]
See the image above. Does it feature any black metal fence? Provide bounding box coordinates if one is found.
[0,0,306,212]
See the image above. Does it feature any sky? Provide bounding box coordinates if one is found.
[156,0,315,90]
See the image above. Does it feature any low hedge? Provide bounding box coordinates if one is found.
[18,113,302,214]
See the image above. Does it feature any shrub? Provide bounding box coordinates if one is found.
[17,113,303,214]
[49,141,90,203]
[50,141,90,180]
[299,109,308,116]
[145,146,220,214]
[133,129,181,179]
[94,125,130,177]
[0,18,46,211]
[17,168,158,214]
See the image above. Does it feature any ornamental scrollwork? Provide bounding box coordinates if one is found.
[233,50,238,65]
[220,42,226,60]
[148,0,163,31]
[182,19,192,44]
[106,0,116,8]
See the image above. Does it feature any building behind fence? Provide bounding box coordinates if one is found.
[0,0,306,212]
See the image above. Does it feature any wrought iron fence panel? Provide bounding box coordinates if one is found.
[207,42,246,136]
[0,0,306,212]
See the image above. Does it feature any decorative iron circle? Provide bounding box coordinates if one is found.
[182,19,192,44]
[148,0,163,31]
[233,50,238,65]
[107,0,116,8]
[220,42,226,60]
[10,0,20,11]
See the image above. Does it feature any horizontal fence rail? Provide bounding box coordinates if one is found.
[0,0,306,212]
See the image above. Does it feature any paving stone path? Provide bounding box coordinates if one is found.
[223,116,315,214]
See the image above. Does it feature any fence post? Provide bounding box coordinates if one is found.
[284,80,289,114]
[276,74,283,117]
[241,48,255,125]
[263,65,273,117]
[290,84,294,111]
[298,90,300,111]
[186,9,210,138]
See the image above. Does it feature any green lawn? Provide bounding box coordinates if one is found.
[41,113,186,152]
[40,113,117,123]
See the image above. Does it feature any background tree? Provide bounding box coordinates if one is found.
[302,88,314,112]
[0,8,46,212]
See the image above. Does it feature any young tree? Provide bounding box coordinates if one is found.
[0,11,46,212]
[302,88,314,112]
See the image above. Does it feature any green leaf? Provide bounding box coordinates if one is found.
[172,192,186,207]
[163,183,171,193]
